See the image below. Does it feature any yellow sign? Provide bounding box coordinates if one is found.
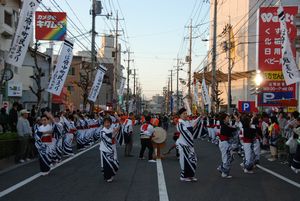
[263,71,284,81]
[288,107,297,113]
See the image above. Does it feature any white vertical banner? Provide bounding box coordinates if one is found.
[183,98,192,115]
[118,77,126,96]
[128,100,133,113]
[278,6,300,85]
[194,81,199,104]
[47,39,74,95]
[6,0,42,68]
[201,78,211,105]
[88,65,107,102]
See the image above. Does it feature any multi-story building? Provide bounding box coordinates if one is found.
[0,0,21,105]
[207,0,300,110]
[63,34,124,111]
[0,0,51,110]
[98,34,124,110]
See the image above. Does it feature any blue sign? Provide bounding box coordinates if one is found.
[259,92,294,105]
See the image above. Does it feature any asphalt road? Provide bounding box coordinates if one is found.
[1,125,300,201]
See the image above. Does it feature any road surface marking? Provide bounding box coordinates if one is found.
[257,165,300,188]
[0,143,100,198]
[156,159,169,201]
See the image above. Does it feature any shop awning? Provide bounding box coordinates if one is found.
[194,70,255,85]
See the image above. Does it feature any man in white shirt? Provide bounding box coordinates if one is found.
[139,116,155,162]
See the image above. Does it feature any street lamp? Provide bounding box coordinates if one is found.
[254,70,263,112]
[255,70,263,86]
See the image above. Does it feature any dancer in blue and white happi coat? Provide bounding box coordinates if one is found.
[99,117,120,182]
[75,114,89,150]
[52,114,64,162]
[176,108,203,182]
[34,114,55,175]
[61,114,76,156]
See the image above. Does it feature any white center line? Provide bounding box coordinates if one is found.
[257,164,300,188]
[156,159,169,201]
[0,143,100,198]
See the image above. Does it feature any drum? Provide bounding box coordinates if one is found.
[152,127,167,144]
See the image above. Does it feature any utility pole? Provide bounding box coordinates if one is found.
[124,49,133,114]
[167,77,170,114]
[91,0,97,112]
[188,19,193,110]
[211,0,218,113]
[133,69,136,97]
[227,22,232,113]
[175,58,180,111]
[111,11,124,111]
[169,69,173,114]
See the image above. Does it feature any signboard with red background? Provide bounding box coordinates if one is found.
[257,6,298,107]
[35,11,67,41]
[238,101,256,113]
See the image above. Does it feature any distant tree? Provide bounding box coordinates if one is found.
[74,61,95,111]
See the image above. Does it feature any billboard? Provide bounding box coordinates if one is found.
[35,11,67,41]
[257,6,298,106]
[7,81,22,97]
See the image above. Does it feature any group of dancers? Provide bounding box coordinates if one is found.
[34,110,125,181]
[175,108,300,181]
[32,107,300,183]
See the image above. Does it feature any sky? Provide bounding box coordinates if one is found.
[40,0,210,99]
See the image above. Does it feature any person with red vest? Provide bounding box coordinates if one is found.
[217,113,237,179]
[122,112,134,157]
[241,116,257,173]
[139,116,156,162]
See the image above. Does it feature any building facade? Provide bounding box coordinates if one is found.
[208,0,300,110]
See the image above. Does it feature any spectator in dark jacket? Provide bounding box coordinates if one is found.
[0,107,9,133]
[9,102,19,132]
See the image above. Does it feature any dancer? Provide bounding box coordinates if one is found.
[241,116,256,173]
[99,117,120,182]
[34,114,54,175]
[217,113,237,178]
[176,108,202,182]
[139,115,156,162]
[122,112,134,157]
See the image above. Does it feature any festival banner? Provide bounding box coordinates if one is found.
[35,11,67,41]
[6,0,42,68]
[257,6,298,106]
[201,79,211,105]
[88,65,107,102]
[278,6,300,85]
[118,77,126,96]
[47,39,74,96]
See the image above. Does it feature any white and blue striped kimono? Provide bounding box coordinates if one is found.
[34,124,54,173]
[99,126,119,180]
[76,119,89,149]
[176,117,202,179]
[61,117,75,156]
[52,122,64,161]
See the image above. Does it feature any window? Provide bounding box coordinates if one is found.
[68,67,75,75]
[4,11,13,27]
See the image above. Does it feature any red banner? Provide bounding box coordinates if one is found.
[35,11,67,41]
[257,6,298,106]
